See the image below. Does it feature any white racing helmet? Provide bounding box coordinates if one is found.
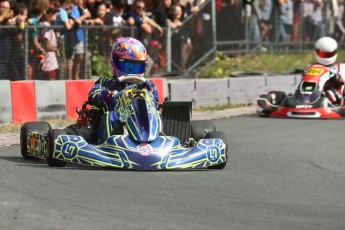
[315,37,338,66]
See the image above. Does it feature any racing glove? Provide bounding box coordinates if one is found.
[99,88,113,103]
[108,78,120,91]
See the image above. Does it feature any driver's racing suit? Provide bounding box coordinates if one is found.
[308,63,345,105]
[88,76,159,144]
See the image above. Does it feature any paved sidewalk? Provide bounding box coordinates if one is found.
[0,134,19,147]
[0,106,256,147]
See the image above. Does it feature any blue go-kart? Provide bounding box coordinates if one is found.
[20,75,228,170]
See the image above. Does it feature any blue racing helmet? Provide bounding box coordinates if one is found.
[110,37,147,78]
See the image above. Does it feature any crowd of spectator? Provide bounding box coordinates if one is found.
[216,0,345,51]
[2,0,345,81]
[0,0,205,81]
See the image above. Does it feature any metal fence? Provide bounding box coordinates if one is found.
[0,0,216,81]
[1,0,343,81]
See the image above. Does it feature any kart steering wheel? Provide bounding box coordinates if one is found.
[117,74,146,83]
[117,74,152,91]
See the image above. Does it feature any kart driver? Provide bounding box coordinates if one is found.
[312,36,345,105]
[88,37,159,143]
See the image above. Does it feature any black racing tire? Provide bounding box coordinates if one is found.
[267,91,286,105]
[191,120,216,141]
[206,131,228,169]
[47,129,67,167]
[20,122,51,159]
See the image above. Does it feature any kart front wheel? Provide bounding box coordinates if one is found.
[206,131,228,169]
[47,129,67,167]
[191,120,216,141]
[20,122,51,159]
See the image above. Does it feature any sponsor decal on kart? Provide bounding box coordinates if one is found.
[306,67,324,76]
[296,105,313,108]
[137,143,158,156]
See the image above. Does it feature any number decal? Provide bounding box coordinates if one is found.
[206,146,221,163]
[61,142,78,159]
[210,148,218,159]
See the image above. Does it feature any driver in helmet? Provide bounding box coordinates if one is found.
[312,36,345,105]
[88,37,159,143]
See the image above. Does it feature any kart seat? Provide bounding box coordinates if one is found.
[161,101,192,144]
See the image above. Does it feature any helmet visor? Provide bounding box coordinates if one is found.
[315,49,337,58]
[113,55,146,74]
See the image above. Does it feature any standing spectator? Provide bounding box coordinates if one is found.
[0,0,13,80]
[283,0,294,50]
[177,0,200,19]
[259,0,273,44]
[312,0,324,41]
[243,1,265,49]
[100,0,128,61]
[67,0,92,80]
[7,2,28,80]
[292,0,301,47]
[125,0,153,36]
[0,0,12,23]
[325,0,339,37]
[53,0,75,80]
[92,1,107,25]
[169,4,192,71]
[277,0,287,48]
[106,0,127,30]
[41,8,60,80]
[92,1,108,56]
[27,0,50,80]
[149,0,173,71]
[151,0,172,28]
[301,0,314,48]
[334,0,345,41]
[106,0,127,27]
[216,0,243,42]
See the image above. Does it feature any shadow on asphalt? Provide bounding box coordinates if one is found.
[0,154,216,172]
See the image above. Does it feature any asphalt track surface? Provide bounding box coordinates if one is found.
[0,115,344,230]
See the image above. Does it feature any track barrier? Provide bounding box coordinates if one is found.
[0,75,300,124]
[0,80,12,123]
[65,80,95,120]
[0,77,168,124]
[11,81,36,124]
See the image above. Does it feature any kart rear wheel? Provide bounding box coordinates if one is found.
[47,129,67,167]
[206,131,228,169]
[20,122,51,159]
[191,120,216,141]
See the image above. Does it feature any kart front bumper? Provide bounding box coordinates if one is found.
[53,135,227,170]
